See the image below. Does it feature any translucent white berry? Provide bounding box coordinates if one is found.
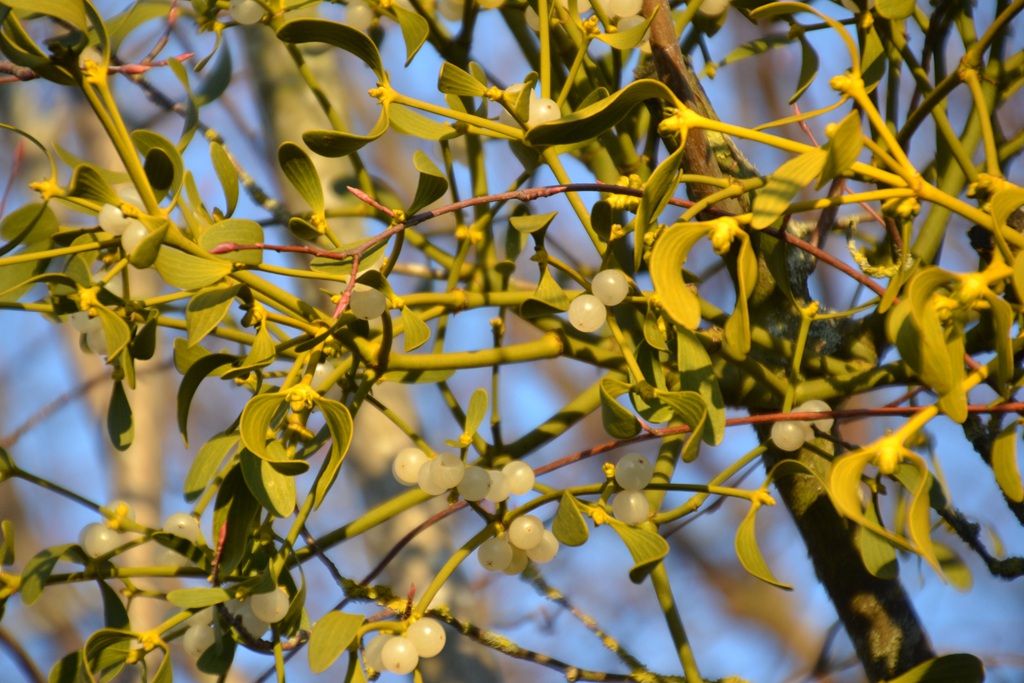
[119,188,144,211]
[381,635,419,674]
[615,454,653,491]
[349,284,387,320]
[312,362,343,401]
[79,523,122,558]
[163,512,200,543]
[428,453,465,490]
[524,6,541,31]
[771,420,812,451]
[502,461,535,495]
[608,0,642,17]
[526,530,560,563]
[185,607,214,629]
[568,294,607,332]
[611,490,650,525]
[503,546,530,575]
[119,220,148,255]
[85,328,108,356]
[457,466,491,501]
[485,469,511,503]
[156,546,192,568]
[477,536,513,571]
[183,624,216,659]
[250,587,289,624]
[795,399,834,432]
[499,83,533,127]
[364,634,393,672]
[528,97,560,127]
[344,0,375,31]
[406,617,446,658]
[393,447,429,486]
[617,14,651,45]
[229,0,264,24]
[226,598,269,637]
[697,0,730,16]
[98,203,132,236]
[68,310,102,334]
[591,269,630,306]
[417,460,449,496]
[508,515,544,550]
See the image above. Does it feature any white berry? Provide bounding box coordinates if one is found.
[417,460,449,496]
[568,294,607,332]
[363,634,393,672]
[502,461,536,496]
[98,203,132,236]
[381,635,419,674]
[526,530,560,563]
[457,466,491,501]
[344,0,375,31]
[503,546,530,575]
[182,624,216,659]
[528,97,560,127]
[119,220,148,255]
[393,447,428,486]
[185,607,214,629]
[229,0,264,24]
[608,0,642,17]
[349,284,387,320]
[771,420,812,451]
[250,587,289,624]
[795,399,834,432]
[591,269,630,306]
[615,454,653,491]
[68,310,102,334]
[163,512,200,543]
[226,598,269,637]
[508,515,544,550]
[79,523,123,558]
[406,617,446,657]
[485,470,511,503]
[612,490,650,525]
[428,453,465,490]
[477,536,513,571]
[84,329,108,356]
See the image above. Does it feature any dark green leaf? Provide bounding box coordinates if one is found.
[881,653,984,683]
[649,223,708,329]
[276,18,383,77]
[107,381,133,451]
[98,580,130,629]
[131,130,184,201]
[48,651,82,683]
[212,466,260,577]
[21,543,79,605]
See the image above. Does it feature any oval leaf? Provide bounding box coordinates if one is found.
[309,611,363,673]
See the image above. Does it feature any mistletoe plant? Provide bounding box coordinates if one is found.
[0,0,1023,682]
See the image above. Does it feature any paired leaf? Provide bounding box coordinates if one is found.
[735,503,792,589]
[552,493,589,546]
[817,110,863,189]
[185,432,239,502]
[312,398,355,507]
[279,142,325,214]
[186,284,239,346]
[606,518,669,584]
[309,612,363,673]
[599,376,640,438]
[649,223,709,329]
[200,219,264,265]
[750,149,827,229]
[154,247,233,290]
[407,151,449,214]
[634,144,685,270]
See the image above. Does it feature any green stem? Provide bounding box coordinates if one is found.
[648,561,703,682]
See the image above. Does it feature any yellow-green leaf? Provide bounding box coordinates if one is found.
[437,62,488,97]
[817,110,863,189]
[875,0,915,20]
[239,393,288,459]
[276,18,383,77]
[185,432,239,502]
[992,420,1023,503]
[599,376,640,439]
[279,142,325,214]
[312,398,354,507]
[649,223,709,329]
[176,352,234,446]
[309,611,363,673]
[520,267,569,318]
[735,503,792,589]
[407,150,448,214]
[463,388,488,441]
[750,149,826,229]
[723,232,757,358]
[606,518,669,584]
[400,306,431,352]
[94,305,131,360]
[154,247,232,290]
[241,449,296,517]
[186,284,240,347]
[675,327,725,445]
[790,35,819,104]
[635,144,685,271]
[200,219,264,265]
[210,141,239,216]
[389,104,455,141]
[166,587,230,608]
[596,9,656,49]
[552,493,589,546]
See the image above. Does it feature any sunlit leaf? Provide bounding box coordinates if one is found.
[241,449,296,517]
[166,587,231,608]
[790,36,819,104]
[312,398,354,507]
[606,518,669,583]
[635,144,685,271]
[735,503,792,589]
[400,307,431,352]
[392,3,428,66]
[200,219,264,265]
[875,0,915,20]
[675,327,725,445]
[309,611,363,673]
[552,493,589,546]
[817,110,863,189]
[279,142,325,214]
[186,283,239,347]
[881,653,984,683]
[750,149,826,229]
[991,420,1023,503]
[599,376,640,438]
[437,62,488,97]
[649,223,709,329]
[239,392,288,459]
[407,150,449,214]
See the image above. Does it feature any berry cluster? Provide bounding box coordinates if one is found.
[477,515,560,573]
[97,188,148,256]
[610,454,654,525]
[769,400,834,451]
[392,448,536,502]
[568,269,631,333]
[363,617,447,675]
[181,588,290,659]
